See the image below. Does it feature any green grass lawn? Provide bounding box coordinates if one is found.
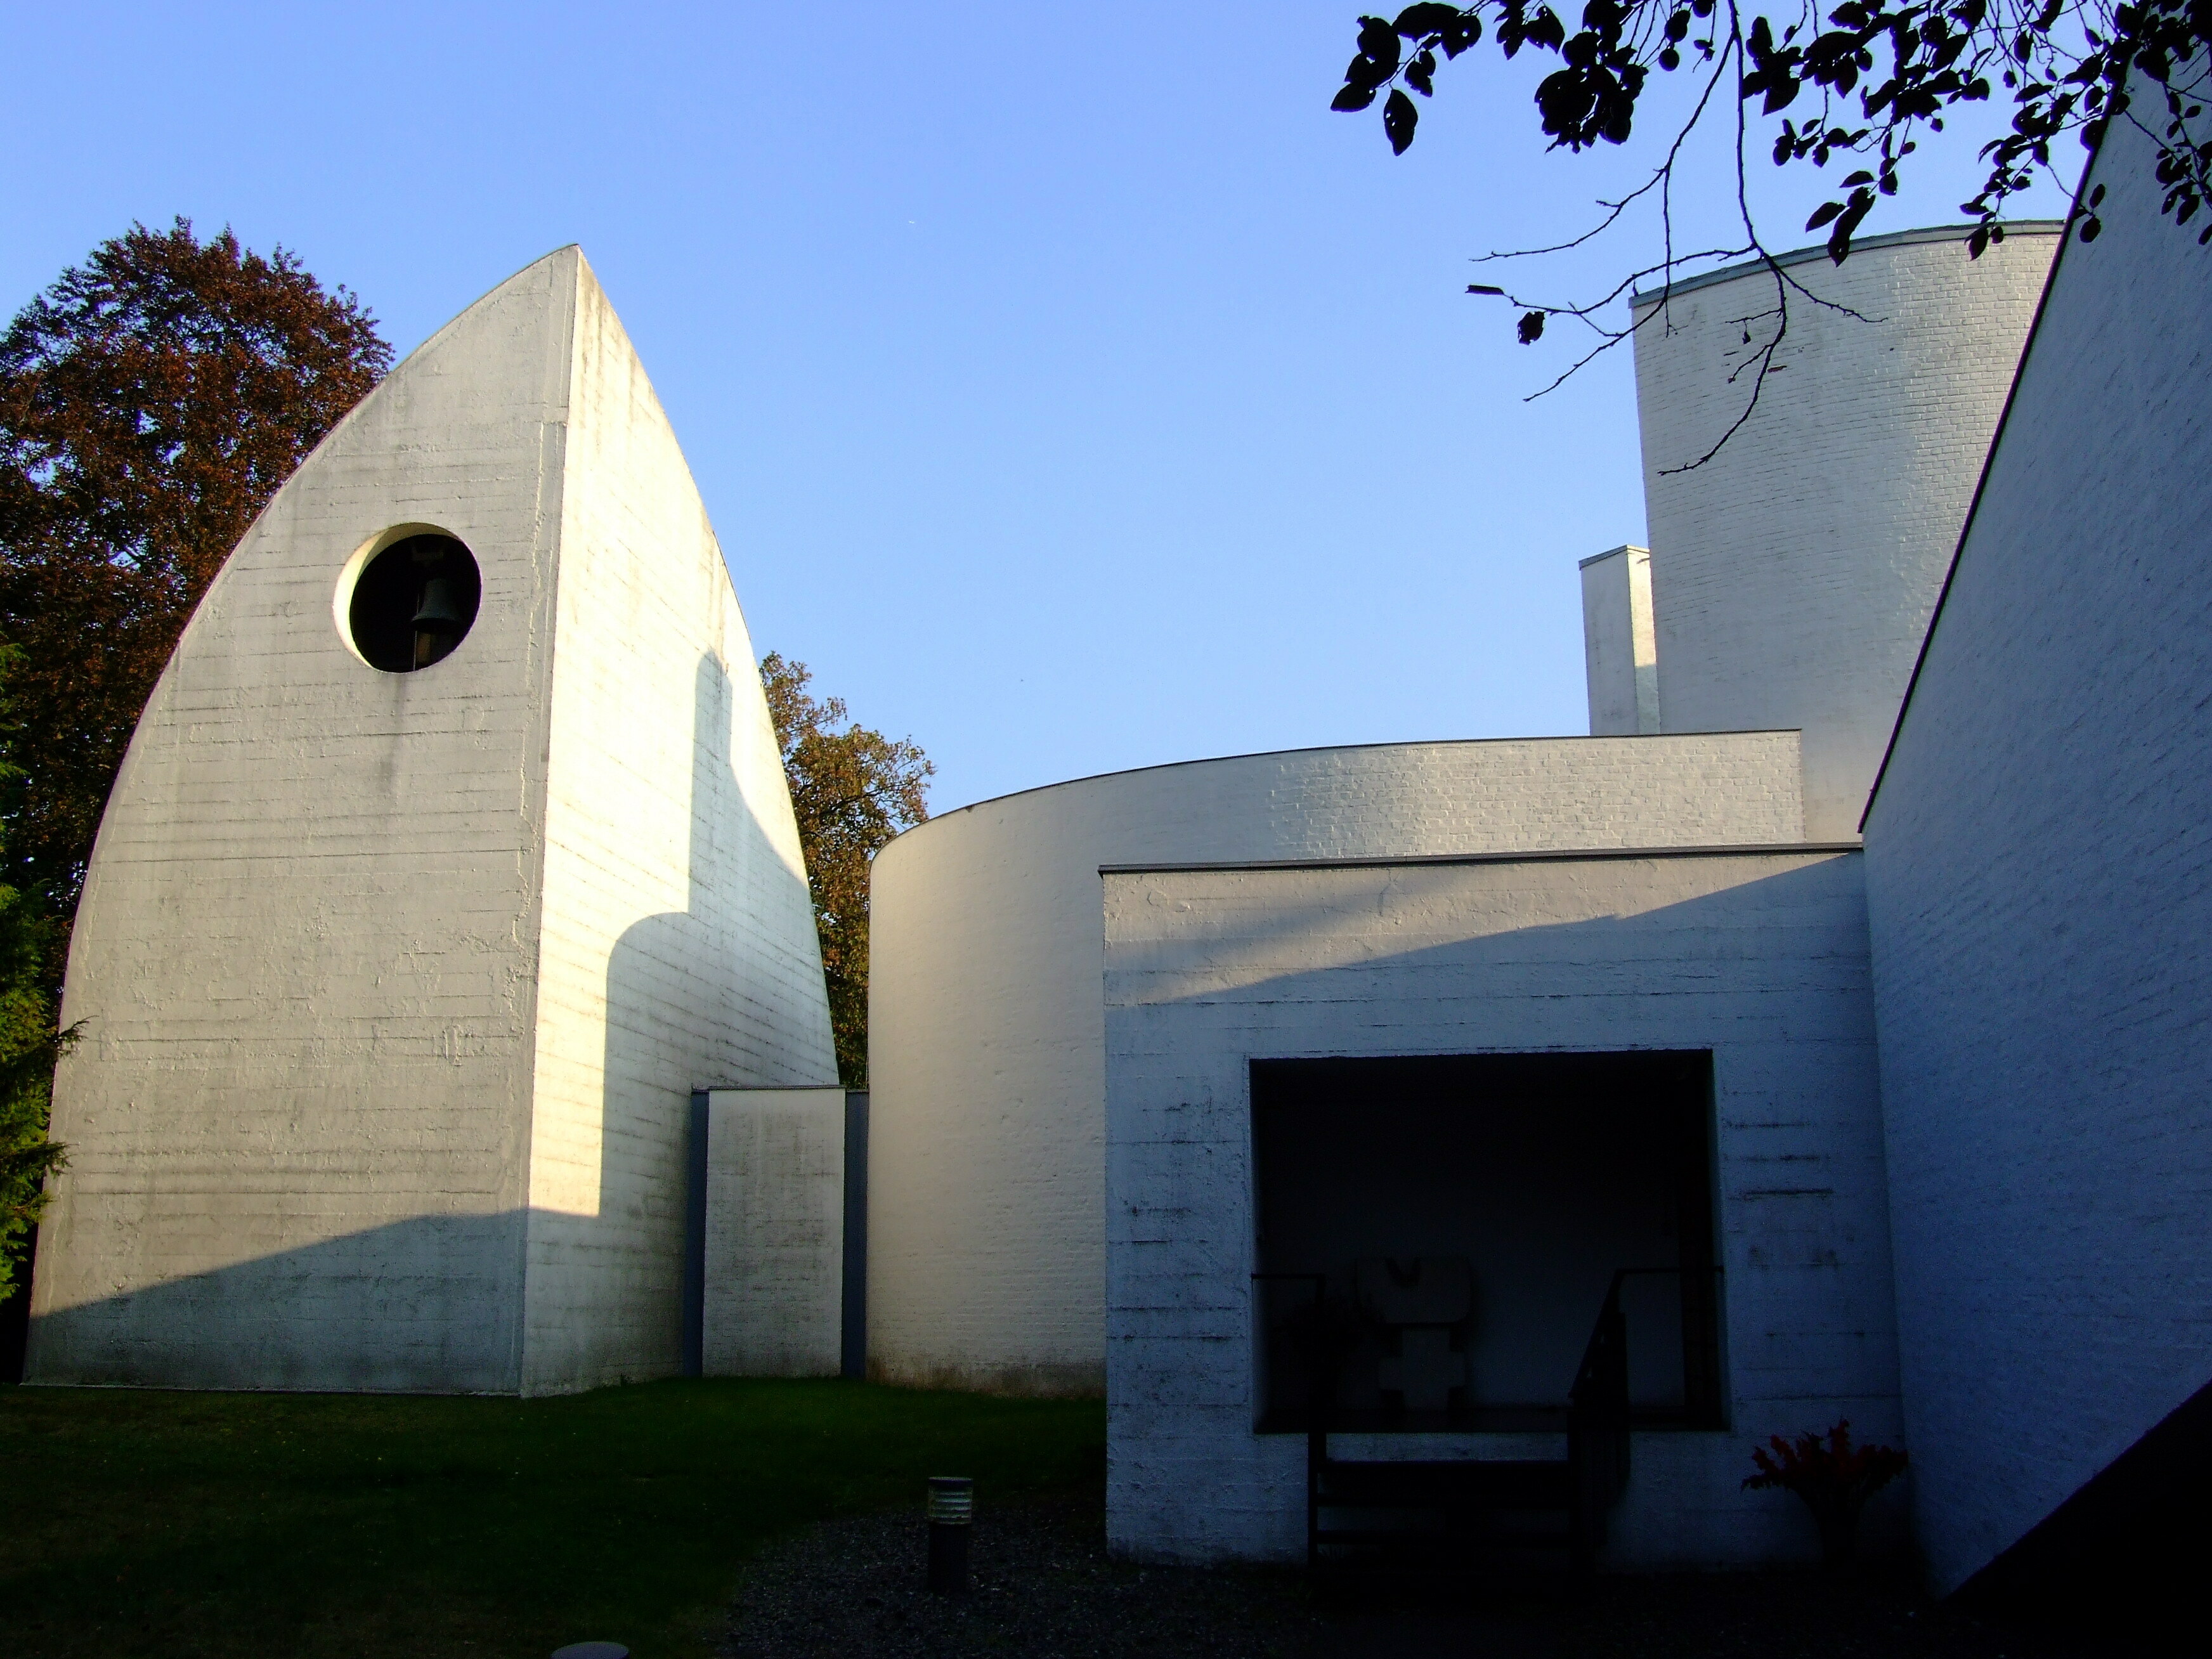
[1,1377,1105,1659]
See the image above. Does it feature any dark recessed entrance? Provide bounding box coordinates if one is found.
[1253,1051,1722,1433]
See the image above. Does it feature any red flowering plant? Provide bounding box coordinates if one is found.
[1743,1419,1908,1564]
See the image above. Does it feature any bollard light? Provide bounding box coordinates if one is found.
[926,1474,974,1594]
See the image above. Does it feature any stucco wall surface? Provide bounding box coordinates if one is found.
[700,1088,845,1377]
[1861,113,2212,1591]
[1101,850,1899,1566]
[867,734,1807,1395]
[27,248,834,1394]
[1634,226,2057,838]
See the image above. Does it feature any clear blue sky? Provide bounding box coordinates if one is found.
[2,3,2071,815]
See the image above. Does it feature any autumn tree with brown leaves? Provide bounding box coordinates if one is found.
[760,653,933,1087]
[0,219,391,949]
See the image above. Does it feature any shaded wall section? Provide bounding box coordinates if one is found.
[697,1087,845,1377]
[1861,107,2212,1594]
[1102,849,1898,1568]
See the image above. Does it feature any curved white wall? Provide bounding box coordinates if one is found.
[866,732,1807,1393]
[1632,224,2058,838]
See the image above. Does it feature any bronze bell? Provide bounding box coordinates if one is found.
[411,576,467,635]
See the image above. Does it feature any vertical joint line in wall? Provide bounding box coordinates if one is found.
[683,1090,708,1377]
[842,1091,870,1381]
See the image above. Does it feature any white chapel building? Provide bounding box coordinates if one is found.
[25,107,2212,1603]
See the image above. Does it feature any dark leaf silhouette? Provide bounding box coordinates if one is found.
[1395,2,1466,33]
[1322,0,2209,461]
[1384,88,1421,151]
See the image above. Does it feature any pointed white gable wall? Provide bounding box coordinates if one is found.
[521,264,835,1391]
[27,249,834,1395]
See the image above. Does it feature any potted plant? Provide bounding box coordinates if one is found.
[1743,1420,1908,1565]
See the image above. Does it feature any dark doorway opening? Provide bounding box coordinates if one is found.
[1253,1051,1722,1433]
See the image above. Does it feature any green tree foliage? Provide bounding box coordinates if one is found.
[1332,2,2209,459]
[0,642,70,1299]
[0,219,391,953]
[760,654,934,1087]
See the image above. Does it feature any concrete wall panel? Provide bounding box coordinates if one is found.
[700,1088,845,1377]
[1580,545,1658,735]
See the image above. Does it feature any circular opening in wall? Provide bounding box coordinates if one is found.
[346,533,481,672]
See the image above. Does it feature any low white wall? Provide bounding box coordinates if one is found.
[1863,110,2212,1591]
[1102,850,1900,1567]
[701,1088,846,1377]
[868,734,1807,1395]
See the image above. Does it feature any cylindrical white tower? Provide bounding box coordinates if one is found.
[1632,224,2059,838]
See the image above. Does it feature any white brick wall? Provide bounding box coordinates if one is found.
[1102,850,1900,1566]
[28,248,835,1394]
[1634,227,2056,838]
[1863,114,2212,1591]
[868,734,1807,1394]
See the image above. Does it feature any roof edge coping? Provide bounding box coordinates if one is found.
[1630,220,2067,307]
[1099,840,1863,876]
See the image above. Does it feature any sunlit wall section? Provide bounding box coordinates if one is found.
[521,255,837,1395]
[1632,224,2058,838]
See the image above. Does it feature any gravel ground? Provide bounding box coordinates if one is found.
[720,1491,1314,1658]
[719,1492,2166,1659]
